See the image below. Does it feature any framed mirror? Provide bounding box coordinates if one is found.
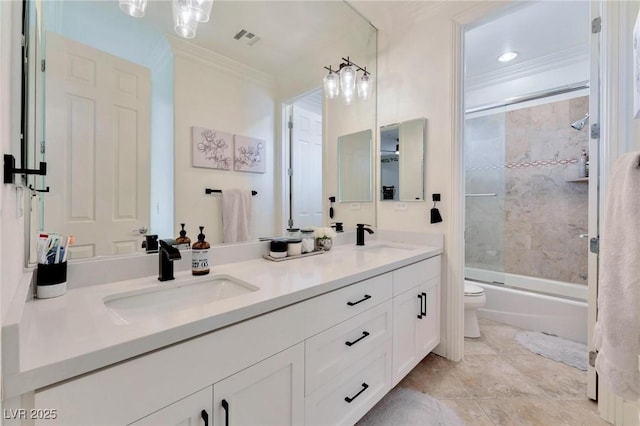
[23,1,377,263]
[338,129,373,202]
[380,118,426,201]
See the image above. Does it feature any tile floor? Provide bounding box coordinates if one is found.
[397,318,611,425]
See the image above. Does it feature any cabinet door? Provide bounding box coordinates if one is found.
[213,343,304,426]
[392,277,440,385]
[128,387,212,426]
[392,285,423,385]
[416,278,440,359]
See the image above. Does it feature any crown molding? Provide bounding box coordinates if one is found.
[466,43,589,91]
[167,35,275,89]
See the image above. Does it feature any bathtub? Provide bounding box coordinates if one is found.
[465,268,588,344]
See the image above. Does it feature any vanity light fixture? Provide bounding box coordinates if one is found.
[119,0,211,39]
[173,0,199,39]
[323,57,373,104]
[189,0,214,22]
[119,0,147,18]
[498,51,518,62]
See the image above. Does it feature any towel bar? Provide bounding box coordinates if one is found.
[205,188,257,196]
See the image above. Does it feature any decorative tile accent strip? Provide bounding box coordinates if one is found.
[466,157,578,172]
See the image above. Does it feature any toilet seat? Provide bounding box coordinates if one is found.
[464,283,484,296]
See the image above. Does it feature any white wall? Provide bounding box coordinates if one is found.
[172,41,278,244]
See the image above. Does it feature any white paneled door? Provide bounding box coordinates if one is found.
[291,104,323,229]
[45,32,150,259]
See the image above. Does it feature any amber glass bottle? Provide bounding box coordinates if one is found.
[192,226,210,275]
[175,223,191,249]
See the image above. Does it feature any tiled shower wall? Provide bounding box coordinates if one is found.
[465,96,589,285]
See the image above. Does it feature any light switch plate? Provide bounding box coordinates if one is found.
[394,202,407,210]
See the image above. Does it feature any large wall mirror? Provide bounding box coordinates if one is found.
[338,129,373,202]
[380,118,426,201]
[22,1,377,263]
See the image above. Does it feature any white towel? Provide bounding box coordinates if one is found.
[594,151,640,401]
[222,189,252,243]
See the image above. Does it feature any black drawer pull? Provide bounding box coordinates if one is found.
[201,409,209,426]
[347,294,371,306]
[345,382,369,403]
[345,331,370,347]
[421,291,427,317]
[417,294,423,319]
[221,399,229,426]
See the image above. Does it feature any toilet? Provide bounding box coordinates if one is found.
[464,282,486,338]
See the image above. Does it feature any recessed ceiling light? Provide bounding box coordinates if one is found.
[498,51,518,62]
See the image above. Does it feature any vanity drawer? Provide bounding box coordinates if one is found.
[305,300,392,395]
[393,256,440,296]
[305,272,392,337]
[305,345,391,426]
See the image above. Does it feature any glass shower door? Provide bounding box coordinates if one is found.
[464,110,506,284]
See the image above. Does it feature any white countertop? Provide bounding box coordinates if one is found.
[4,241,442,397]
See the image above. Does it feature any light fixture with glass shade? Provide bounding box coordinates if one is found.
[173,0,199,39]
[322,57,373,104]
[357,71,372,100]
[119,0,211,39]
[323,72,340,99]
[189,0,214,22]
[119,0,147,18]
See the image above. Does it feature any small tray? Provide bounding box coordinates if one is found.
[263,249,325,262]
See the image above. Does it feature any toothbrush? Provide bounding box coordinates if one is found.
[61,235,74,262]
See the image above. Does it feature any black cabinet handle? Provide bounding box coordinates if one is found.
[345,331,370,347]
[347,294,371,306]
[221,399,229,426]
[417,294,423,319]
[201,409,209,426]
[421,292,427,317]
[345,382,369,403]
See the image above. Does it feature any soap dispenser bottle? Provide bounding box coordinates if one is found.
[579,149,588,178]
[192,226,210,275]
[175,223,191,250]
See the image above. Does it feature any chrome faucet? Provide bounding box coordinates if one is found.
[158,239,181,281]
[356,224,374,246]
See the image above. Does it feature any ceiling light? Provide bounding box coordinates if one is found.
[119,0,147,18]
[498,51,518,62]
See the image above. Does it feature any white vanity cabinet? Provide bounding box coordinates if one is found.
[33,303,307,426]
[391,257,441,385]
[130,344,304,426]
[27,253,442,426]
[129,387,213,426]
[212,343,305,426]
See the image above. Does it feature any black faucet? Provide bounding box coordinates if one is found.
[356,224,374,246]
[158,239,181,281]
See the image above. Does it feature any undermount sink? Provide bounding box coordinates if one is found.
[104,275,258,325]
[358,243,417,253]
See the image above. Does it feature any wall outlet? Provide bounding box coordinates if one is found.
[349,203,361,210]
[394,202,407,210]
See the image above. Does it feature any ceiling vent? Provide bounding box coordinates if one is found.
[233,29,261,47]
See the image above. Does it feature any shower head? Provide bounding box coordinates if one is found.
[571,113,590,130]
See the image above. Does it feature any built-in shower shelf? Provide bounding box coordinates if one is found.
[567,178,589,183]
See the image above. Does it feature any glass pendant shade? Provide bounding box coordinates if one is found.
[119,0,147,17]
[323,73,340,99]
[173,0,199,39]
[357,73,373,101]
[190,0,214,22]
[339,65,356,99]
